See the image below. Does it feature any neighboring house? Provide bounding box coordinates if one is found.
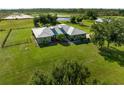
[32,24,86,44]
[95,18,104,23]
[95,18,111,23]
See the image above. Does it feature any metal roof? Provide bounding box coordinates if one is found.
[95,18,104,22]
[32,27,54,38]
[32,24,86,38]
[59,24,86,36]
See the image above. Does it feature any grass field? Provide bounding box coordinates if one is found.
[5,28,32,47]
[0,31,8,47]
[0,19,33,31]
[0,18,124,84]
[60,20,94,33]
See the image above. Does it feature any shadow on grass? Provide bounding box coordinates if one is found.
[99,47,124,66]
[72,39,90,45]
[38,39,90,48]
[4,41,29,48]
[59,41,70,46]
[39,42,58,48]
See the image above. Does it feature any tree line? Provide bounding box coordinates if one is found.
[70,10,98,24]
[0,8,124,17]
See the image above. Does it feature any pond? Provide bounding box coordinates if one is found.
[57,17,70,21]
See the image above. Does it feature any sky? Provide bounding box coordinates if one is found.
[0,0,124,9]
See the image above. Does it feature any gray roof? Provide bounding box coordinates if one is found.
[32,24,86,38]
[32,27,54,38]
[95,18,103,22]
[59,24,86,36]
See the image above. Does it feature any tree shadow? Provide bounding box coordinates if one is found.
[99,47,124,66]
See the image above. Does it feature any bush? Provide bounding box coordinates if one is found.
[33,17,40,27]
[56,34,66,42]
[30,60,101,85]
[30,70,48,85]
[85,11,98,20]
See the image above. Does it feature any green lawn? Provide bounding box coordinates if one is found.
[0,19,33,31]
[0,19,124,84]
[101,16,124,20]
[0,31,9,47]
[5,28,32,47]
[60,20,94,33]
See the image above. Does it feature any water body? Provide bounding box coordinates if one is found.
[57,17,70,21]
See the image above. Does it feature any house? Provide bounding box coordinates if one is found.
[32,24,86,44]
[95,18,104,23]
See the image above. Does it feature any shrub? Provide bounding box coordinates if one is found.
[30,60,101,85]
[56,34,66,42]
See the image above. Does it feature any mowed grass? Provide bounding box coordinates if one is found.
[60,20,94,33]
[0,31,9,46]
[0,19,33,31]
[0,19,124,84]
[0,42,124,84]
[5,28,32,47]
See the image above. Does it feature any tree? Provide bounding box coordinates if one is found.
[109,19,124,47]
[85,11,98,20]
[33,17,40,27]
[76,16,83,23]
[39,15,48,25]
[91,18,124,48]
[70,16,76,23]
[91,22,106,48]
[38,14,58,26]
[30,60,100,85]
[51,14,57,25]
[52,61,91,85]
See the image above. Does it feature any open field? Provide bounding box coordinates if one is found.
[0,19,33,31]
[31,12,83,17]
[0,18,124,84]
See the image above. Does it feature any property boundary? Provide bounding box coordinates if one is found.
[1,29,12,48]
